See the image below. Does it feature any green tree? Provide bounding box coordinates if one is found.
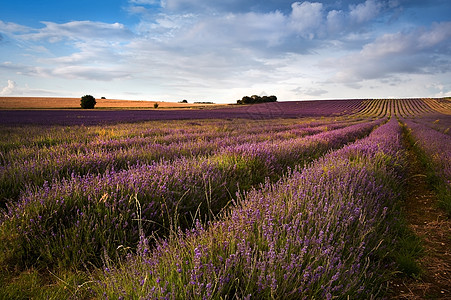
[237,95,277,105]
[268,95,277,102]
[80,95,96,109]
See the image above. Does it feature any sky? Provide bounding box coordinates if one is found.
[0,0,450,103]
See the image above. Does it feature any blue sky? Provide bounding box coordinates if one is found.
[1,0,450,102]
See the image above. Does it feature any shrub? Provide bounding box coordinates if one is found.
[80,95,96,109]
[154,103,159,109]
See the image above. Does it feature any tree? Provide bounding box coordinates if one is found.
[80,95,96,109]
[237,95,277,105]
[251,95,261,103]
[241,96,252,104]
[154,103,159,109]
[268,95,277,102]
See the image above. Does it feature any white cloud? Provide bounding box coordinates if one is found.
[20,21,134,42]
[51,66,132,81]
[292,85,328,97]
[326,10,346,34]
[0,80,64,96]
[324,22,451,86]
[349,0,383,24]
[0,20,31,34]
[289,2,324,38]
[428,82,451,97]
[178,10,288,48]
[2,1,449,101]
[0,80,17,95]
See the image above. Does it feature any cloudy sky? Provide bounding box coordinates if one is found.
[1,0,450,102]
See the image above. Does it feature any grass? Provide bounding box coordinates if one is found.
[401,122,451,216]
[0,267,94,299]
[393,226,424,278]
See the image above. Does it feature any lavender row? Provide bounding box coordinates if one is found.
[0,118,316,154]
[0,119,384,269]
[403,115,451,135]
[0,117,359,163]
[96,118,405,299]
[0,119,361,204]
[0,101,366,126]
[402,119,451,184]
[401,118,451,213]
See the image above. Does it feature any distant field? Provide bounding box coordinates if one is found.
[0,97,222,109]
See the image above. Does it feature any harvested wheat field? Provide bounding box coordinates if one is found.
[0,97,221,109]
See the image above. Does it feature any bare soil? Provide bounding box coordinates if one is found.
[0,97,226,109]
[388,143,451,299]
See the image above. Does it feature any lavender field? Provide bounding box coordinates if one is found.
[0,98,450,299]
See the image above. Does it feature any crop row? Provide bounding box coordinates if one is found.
[1,99,447,127]
[0,100,372,126]
[401,118,451,212]
[403,115,451,135]
[0,118,385,270]
[0,118,321,153]
[0,118,366,204]
[355,98,447,118]
[402,118,450,181]
[96,118,406,299]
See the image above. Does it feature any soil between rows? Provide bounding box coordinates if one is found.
[388,138,451,299]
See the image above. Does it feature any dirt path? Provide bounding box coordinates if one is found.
[388,141,451,299]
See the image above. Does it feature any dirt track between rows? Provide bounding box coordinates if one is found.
[389,139,451,299]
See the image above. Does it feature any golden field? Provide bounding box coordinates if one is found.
[0,97,222,109]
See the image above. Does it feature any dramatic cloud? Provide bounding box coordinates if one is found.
[0,0,450,100]
[289,2,324,38]
[325,22,451,86]
[349,0,383,24]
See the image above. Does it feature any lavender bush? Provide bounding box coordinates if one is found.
[0,119,383,269]
[402,118,451,213]
[95,118,406,299]
[0,118,361,203]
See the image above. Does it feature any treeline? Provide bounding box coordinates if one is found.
[237,95,277,104]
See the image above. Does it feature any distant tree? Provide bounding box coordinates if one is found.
[251,95,261,103]
[237,95,277,105]
[80,95,96,109]
[241,96,252,104]
[154,103,159,109]
[179,99,188,103]
[101,96,106,99]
